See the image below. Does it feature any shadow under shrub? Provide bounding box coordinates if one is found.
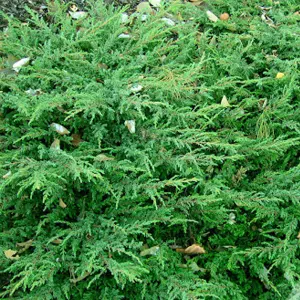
[0,0,300,299]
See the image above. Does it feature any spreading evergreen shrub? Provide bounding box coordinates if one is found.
[0,0,299,298]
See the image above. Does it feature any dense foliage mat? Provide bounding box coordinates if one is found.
[0,0,300,299]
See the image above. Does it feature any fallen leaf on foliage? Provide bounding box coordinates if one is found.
[94,154,115,162]
[220,13,230,21]
[16,239,33,248]
[69,4,78,12]
[71,134,82,146]
[189,0,204,6]
[59,198,67,209]
[161,17,175,26]
[259,6,272,11]
[140,246,160,256]
[189,261,201,272]
[149,0,161,8]
[25,88,42,96]
[98,63,108,70]
[69,11,87,20]
[50,123,70,135]
[209,36,217,45]
[228,212,236,225]
[297,232,300,239]
[121,13,129,23]
[136,2,153,13]
[206,10,219,22]
[141,14,148,22]
[16,239,33,253]
[12,57,30,72]
[2,171,11,179]
[275,72,285,79]
[261,13,276,27]
[50,138,60,150]
[4,249,20,260]
[124,120,136,134]
[52,239,63,244]
[118,33,131,39]
[130,84,143,92]
[221,95,230,107]
[185,244,206,254]
[176,244,205,255]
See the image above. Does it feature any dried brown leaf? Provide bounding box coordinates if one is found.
[184,244,206,255]
[71,134,82,147]
[52,239,63,244]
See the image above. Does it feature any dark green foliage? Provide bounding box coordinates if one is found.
[0,0,299,298]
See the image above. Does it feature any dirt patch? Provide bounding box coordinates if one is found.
[0,0,139,29]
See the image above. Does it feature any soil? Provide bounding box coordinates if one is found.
[0,0,137,29]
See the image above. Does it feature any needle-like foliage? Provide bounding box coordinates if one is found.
[0,0,299,299]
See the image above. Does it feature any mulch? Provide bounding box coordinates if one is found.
[0,0,137,29]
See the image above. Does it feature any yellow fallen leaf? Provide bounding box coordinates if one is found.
[221,95,230,107]
[297,232,300,239]
[16,239,33,248]
[59,198,67,209]
[276,72,285,79]
[4,249,20,260]
[16,239,33,253]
